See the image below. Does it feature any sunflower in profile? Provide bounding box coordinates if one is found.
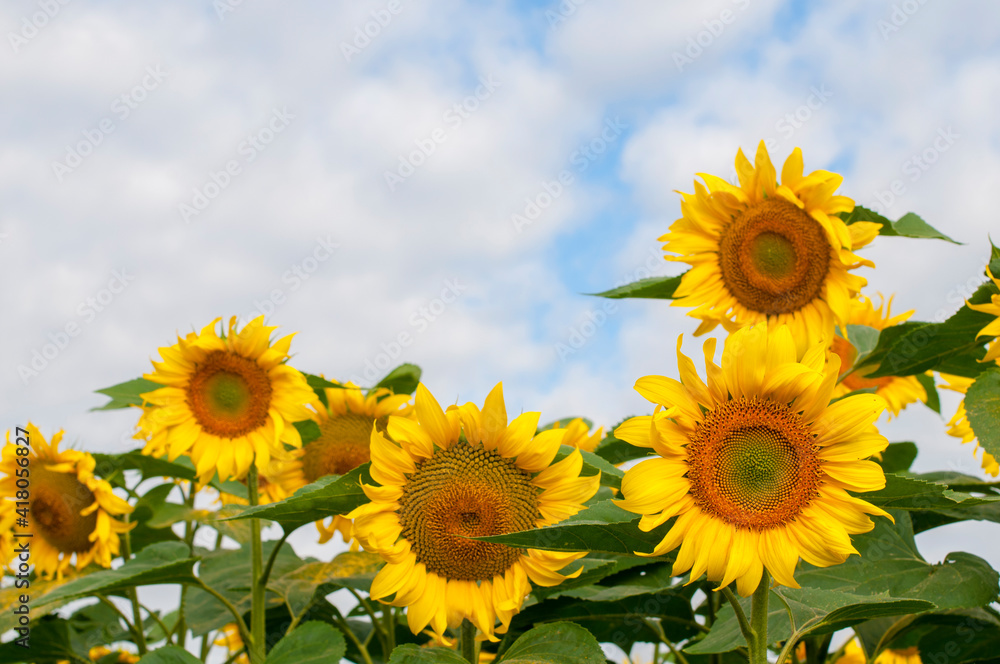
[938,374,999,477]
[283,380,414,544]
[549,418,603,453]
[0,424,134,579]
[136,316,315,484]
[831,295,926,418]
[967,268,1000,361]
[663,141,879,352]
[350,383,600,639]
[615,322,891,595]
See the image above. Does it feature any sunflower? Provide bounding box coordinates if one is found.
[614,322,891,595]
[0,500,15,575]
[938,374,1000,477]
[135,316,316,484]
[214,623,249,664]
[0,424,134,579]
[968,268,1000,362]
[831,295,927,418]
[87,646,140,663]
[836,639,921,664]
[663,141,879,353]
[350,383,600,639]
[551,418,603,453]
[423,631,497,662]
[282,380,414,544]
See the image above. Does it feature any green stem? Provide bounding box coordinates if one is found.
[332,609,374,664]
[384,606,396,653]
[248,464,267,664]
[347,588,388,653]
[749,570,771,664]
[460,620,477,663]
[140,603,172,645]
[720,586,753,646]
[260,530,290,591]
[200,631,214,661]
[121,514,149,654]
[176,482,197,648]
[96,595,144,651]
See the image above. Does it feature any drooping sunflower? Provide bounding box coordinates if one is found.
[938,374,999,477]
[0,424,134,579]
[283,380,414,544]
[350,383,600,639]
[663,141,880,353]
[136,316,316,484]
[615,322,891,595]
[831,295,927,418]
[967,268,1000,362]
[550,418,603,453]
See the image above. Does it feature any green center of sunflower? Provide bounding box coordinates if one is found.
[398,440,540,581]
[301,413,384,481]
[31,466,98,553]
[687,396,821,529]
[718,199,832,316]
[186,350,273,438]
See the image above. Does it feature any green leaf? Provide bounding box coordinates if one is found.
[915,373,941,413]
[92,377,161,410]
[878,443,918,474]
[965,366,1000,461]
[374,363,422,395]
[265,621,345,664]
[227,464,372,531]
[589,273,686,300]
[844,325,881,369]
[387,645,468,664]
[0,572,99,634]
[475,499,670,555]
[499,622,606,664]
[592,417,649,465]
[293,420,321,445]
[686,589,933,654]
[842,206,960,244]
[302,372,346,406]
[91,450,197,485]
[41,542,198,606]
[916,611,1000,664]
[270,552,385,617]
[136,646,203,664]
[862,473,1000,511]
[534,555,652,601]
[0,616,83,664]
[552,445,623,490]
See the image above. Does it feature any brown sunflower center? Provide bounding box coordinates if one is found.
[718,199,832,316]
[186,350,272,438]
[398,440,540,581]
[832,336,892,391]
[31,466,98,553]
[687,396,821,529]
[301,413,385,481]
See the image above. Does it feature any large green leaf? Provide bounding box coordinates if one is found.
[475,500,670,554]
[265,621,345,664]
[91,450,197,485]
[387,645,468,663]
[40,542,198,606]
[92,377,161,410]
[861,473,1000,511]
[535,554,652,601]
[589,273,686,300]
[374,363,422,395]
[552,445,623,490]
[878,443,918,474]
[863,276,997,378]
[965,366,1000,462]
[136,647,202,664]
[0,616,90,664]
[498,622,607,663]
[227,465,372,532]
[842,206,960,244]
[915,374,941,414]
[916,611,1000,664]
[270,552,385,617]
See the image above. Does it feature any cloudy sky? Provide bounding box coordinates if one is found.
[3,0,1000,638]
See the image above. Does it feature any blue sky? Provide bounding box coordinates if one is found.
[3,1,1000,657]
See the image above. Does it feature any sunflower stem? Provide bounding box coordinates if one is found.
[384,606,396,653]
[749,570,771,664]
[248,464,267,664]
[461,619,477,663]
[121,513,149,654]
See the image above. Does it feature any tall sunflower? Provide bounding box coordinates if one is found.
[136,316,316,484]
[663,141,879,352]
[615,322,891,595]
[350,383,600,639]
[938,374,999,477]
[283,380,414,544]
[0,424,134,579]
[831,295,926,418]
